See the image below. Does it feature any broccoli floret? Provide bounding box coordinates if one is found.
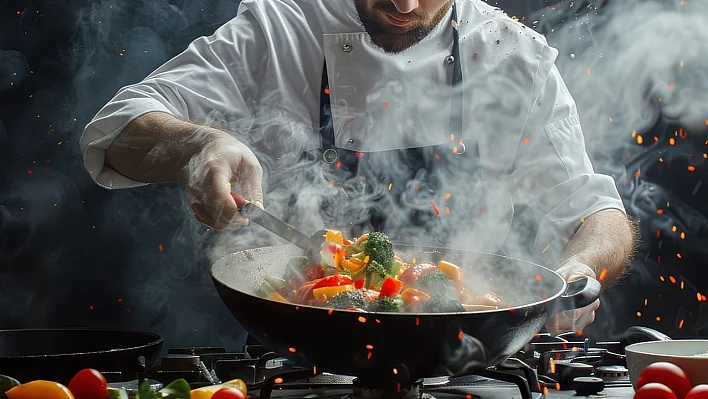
[362,232,395,271]
[362,260,389,289]
[352,232,395,273]
[368,296,403,313]
[416,271,456,296]
[327,290,366,309]
[420,293,465,313]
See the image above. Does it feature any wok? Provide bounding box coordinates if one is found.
[0,329,163,384]
[211,245,600,386]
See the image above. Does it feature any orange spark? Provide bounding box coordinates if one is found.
[659,157,664,163]
[430,201,440,216]
[669,276,677,284]
[274,377,284,384]
[677,253,683,259]
[637,311,642,317]
[358,316,367,323]
[660,276,666,282]
[679,319,685,329]
[382,102,389,108]
[636,135,644,145]
[366,344,374,350]
[668,82,675,88]
[680,232,686,240]
[367,352,373,359]
[288,347,296,353]
[535,275,543,281]
[688,165,696,172]
[598,268,608,281]
[669,137,676,146]
[523,138,530,145]
[656,316,661,322]
[444,192,452,200]
[679,128,687,139]
[158,243,164,253]
[657,209,664,215]
[393,368,398,375]
[415,317,420,326]
[328,308,334,315]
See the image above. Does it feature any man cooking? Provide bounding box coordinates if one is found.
[79,0,637,334]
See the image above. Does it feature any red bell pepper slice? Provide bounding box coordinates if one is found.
[353,278,365,289]
[312,274,353,290]
[379,277,404,297]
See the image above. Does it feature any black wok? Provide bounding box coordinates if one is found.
[0,329,163,384]
[211,245,600,387]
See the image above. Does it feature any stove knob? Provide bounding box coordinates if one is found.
[574,376,604,396]
[596,365,629,379]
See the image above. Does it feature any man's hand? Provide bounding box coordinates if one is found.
[545,260,601,335]
[186,133,264,230]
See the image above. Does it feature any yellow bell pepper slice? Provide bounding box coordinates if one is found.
[266,291,289,303]
[341,258,366,274]
[313,284,354,301]
[191,379,247,399]
[325,230,344,245]
[6,380,75,399]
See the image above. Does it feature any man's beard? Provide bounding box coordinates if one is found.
[354,0,452,54]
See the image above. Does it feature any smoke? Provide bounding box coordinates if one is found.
[523,0,708,338]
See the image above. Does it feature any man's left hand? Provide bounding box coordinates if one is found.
[545,260,601,335]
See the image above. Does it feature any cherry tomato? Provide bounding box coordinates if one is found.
[212,387,247,399]
[634,382,678,399]
[68,368,108,399]
[686,385,708,399]
[637,362,692,399]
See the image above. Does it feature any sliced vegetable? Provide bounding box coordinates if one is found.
[68,368,108,399]
[191,379,247,399]
[341,258,367,274]
[379,277,403,297]
[312,274,352,289]
[324,230,344,245]
[437,260,463,285]
[313,284,354,301]
[353,278,365,289]
[266,291,290,303]
[107,388,129,399]
[6,380,75,399]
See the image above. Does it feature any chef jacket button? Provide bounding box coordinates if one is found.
[323,148,338,163]
[348,139,354,144]
[445,55,455,64]
[342,43,353,53]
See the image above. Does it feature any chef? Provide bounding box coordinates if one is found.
[79,0,637,334]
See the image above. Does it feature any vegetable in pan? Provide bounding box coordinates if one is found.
[257,230,508,313]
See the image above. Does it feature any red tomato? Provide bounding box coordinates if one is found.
[634,383,678,399]
[212,387,247,399]
[68,368,108,399]
[637,362,692,399]
[686,385,708,399]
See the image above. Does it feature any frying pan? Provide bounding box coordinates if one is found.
[0,329,163,384]
[211,244,600,387]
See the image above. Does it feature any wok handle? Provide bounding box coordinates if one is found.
[550,276,602,314]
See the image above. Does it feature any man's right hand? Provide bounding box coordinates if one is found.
[186,131,264,231]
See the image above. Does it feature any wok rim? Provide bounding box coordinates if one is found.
[0,328,164,359]
[210,244,569,316]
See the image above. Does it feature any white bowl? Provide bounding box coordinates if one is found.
[625,340,708,389]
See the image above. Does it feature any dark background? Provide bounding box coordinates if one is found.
[1,0,706,354]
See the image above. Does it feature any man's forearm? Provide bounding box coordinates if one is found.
[104,111,230,184]
[561,208,639,288]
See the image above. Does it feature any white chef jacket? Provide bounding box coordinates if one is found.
[79,0,625,265]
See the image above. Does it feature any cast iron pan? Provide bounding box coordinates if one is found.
[0,328,163,384]
[211,244,600,387]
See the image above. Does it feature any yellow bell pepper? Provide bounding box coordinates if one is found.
[341,258,366,274]
[191,379,247,399]
[266,291,289,303]
[324,230,344,245]
[312,284,354,301]
[6,380,75,399]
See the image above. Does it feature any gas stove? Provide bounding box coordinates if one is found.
[107,332,637,399]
